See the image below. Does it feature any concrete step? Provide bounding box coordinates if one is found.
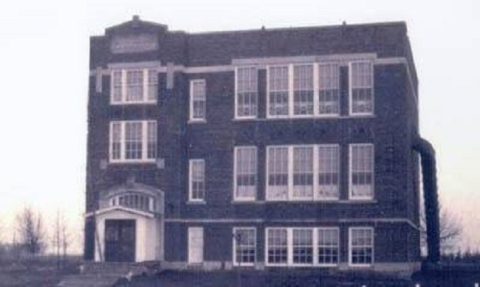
[80,262,151,275]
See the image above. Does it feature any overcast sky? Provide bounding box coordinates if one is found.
[0,0,479,253]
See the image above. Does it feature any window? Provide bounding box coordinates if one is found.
[267,147,289,200]
[109,121,157,163]
[318,63,340,115]
[267,145,340,201]
[292,229,313,264]
[349,227,374,266]
[236,67,258,118]
[293,65,314,116]
[350,61,374,115]
[234,147,257,201]
[349,144,374,199]
[266,229,288,265]
[318,228,339,265]
[190,79,206,121]
[189,159,205,202]
[268,66,289,117]
[267,62,343,118]
[233,228,256,266]
[112,194,153,212]
[318,145,340,199]
[292,146,314,200]
[110,69,158,104]
[266,227,339,267]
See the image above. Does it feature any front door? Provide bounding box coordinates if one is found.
[105,220,136,262]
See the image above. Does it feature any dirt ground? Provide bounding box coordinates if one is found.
[0,256,81,287]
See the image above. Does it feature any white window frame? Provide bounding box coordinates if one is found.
[349,61,374,116]
[265,227,339,267]
[235,66,258,119]
[188,227,204,264]
[110,68,158,105]
[317,227,340,266]
[349,144,375,200]
[109,120,157,163]
[348,227,374,267]
[233,146,257,201]
[318,62,340,116]
[291,228,314,266]
[266,145,340,202]
[267,65,290,118]
[266,62,346,119]
[292,64,315,117]
[265,228,288,266]
[232,227,256,266]
[189,79,207,122]
[189,159,205,202]
[317,144,340,200]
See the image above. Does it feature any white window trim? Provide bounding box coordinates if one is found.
[266,145,340,202]
[232,227,256,266]
[234,66,258,120]
[110,69,158,105]
[264,227,340,267]
[266,64,291,119]
[189,79,207,122]
[233,146,257,202]
[264,228,289,267]
[189,159,206,202]
[348,227,374,267]
[318,62,341,117]
[108,120,157,164]
[348,143,375,200]
[348,60,374,116]
[316,227,340,267]
[317,144,341,201]
[266,62,344,119]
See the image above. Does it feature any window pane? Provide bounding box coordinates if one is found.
[267,147,289,200]
[350,228,373,265]
[234,229,256,264]
[235,147,257,199]
[318,229,339,264]
[191,160,205,200]
[351,145,374,198]
[147,69,158,102]
[292,146,313,199]
[112,70,122,103]
[318,146,339,199]
[319,63,339,115]
[269,66,289,116]
[292,229,313,264]
[125,122,142,159]
[293,65,314,115]
[111,122,121,160]
[191,81,206,120]
[126,70,144,102]
[267,229,288,264]
[351,62,373,114]
[147,121,157,159]
[237,67,258,117]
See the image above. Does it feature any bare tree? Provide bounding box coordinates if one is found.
[16,206,46,255]
[51,210,71,268]
[0,217,4,244]
[421,203,462,254]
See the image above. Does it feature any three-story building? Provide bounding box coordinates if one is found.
[85,16,422,275]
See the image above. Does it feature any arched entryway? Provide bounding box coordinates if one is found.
[86,178,164,262]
